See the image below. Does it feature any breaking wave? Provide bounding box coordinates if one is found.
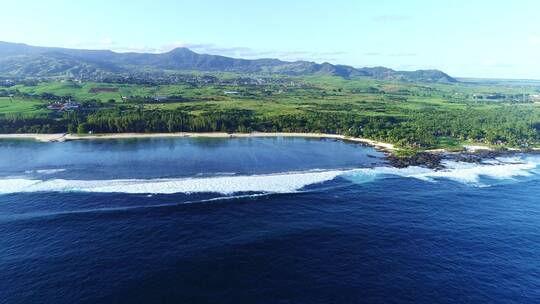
[344,156,540,186]
[24,168,66,175]
[0,170,346,195]
[1,156,539,194]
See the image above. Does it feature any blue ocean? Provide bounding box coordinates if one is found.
[1,137,539,303]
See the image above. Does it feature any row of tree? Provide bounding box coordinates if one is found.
[0,107,539,148]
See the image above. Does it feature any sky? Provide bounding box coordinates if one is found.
[1,0,539,79]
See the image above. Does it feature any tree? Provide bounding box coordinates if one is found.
[77,123,89,134]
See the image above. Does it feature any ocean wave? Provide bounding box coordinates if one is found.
[344,155,540,186]
[1,156,539,194]
[24,168,67,175]
[0,170,346,195]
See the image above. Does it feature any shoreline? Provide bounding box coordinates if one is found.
[2,133,538,167]
[0,132,396,152]
[2,132,539,169]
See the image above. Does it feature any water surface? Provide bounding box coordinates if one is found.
[1,137,539,303]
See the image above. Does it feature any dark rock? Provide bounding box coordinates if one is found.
[387,152,443,169]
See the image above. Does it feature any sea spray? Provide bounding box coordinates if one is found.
[0,170,346,195]
[1,156,539,194]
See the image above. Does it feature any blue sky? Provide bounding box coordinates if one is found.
[1,0,539,79]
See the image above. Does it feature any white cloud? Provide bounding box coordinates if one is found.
[65,37,118,49]
[60,39,348,63]
[363,52,417,57]
[99,37,116,47]
[117,42,347,63]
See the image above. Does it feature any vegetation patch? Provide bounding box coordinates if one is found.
[1,74,539,151]
[89,87,119,93]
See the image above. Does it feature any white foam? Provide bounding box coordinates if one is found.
[1,156,539,194]
[0,170,346,195]
[345,156,540,185]
[25,169,66,175]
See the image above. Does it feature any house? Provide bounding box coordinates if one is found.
[47,102,64,110]
[153,95,168,102]
[47,100,81,111]
[62,101,80,110]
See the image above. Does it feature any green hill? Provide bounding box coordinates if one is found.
[0,41,457,83]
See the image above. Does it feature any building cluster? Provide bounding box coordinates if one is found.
[47,100,81,111]
[472,93,530,102]
[56,72,308,88]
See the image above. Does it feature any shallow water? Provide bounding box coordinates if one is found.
[1,137,539,303]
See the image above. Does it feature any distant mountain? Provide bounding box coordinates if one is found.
[0,41,457,83]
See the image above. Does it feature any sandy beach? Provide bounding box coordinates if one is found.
[0,132,396,152]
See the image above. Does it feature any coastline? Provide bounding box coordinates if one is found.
[0,132,396,152]
[2,132,538,169]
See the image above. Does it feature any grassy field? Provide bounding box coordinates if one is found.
[0,97,48,116]
[6,76,538,111]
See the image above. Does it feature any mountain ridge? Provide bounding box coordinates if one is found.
[0,41,457,83]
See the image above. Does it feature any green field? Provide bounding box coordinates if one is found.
[2,74,540,150]
[0,97,49,115]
